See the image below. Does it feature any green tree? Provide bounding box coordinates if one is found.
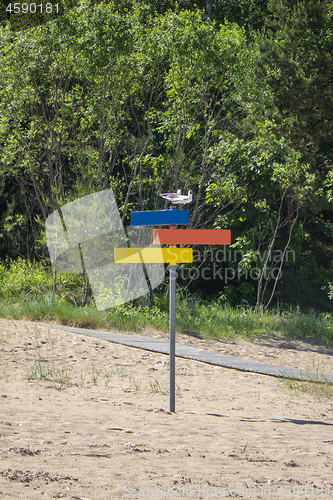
[253,0,333,307]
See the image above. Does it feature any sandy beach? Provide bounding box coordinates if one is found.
[1,318,333,500]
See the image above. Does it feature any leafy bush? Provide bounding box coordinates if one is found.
[0,258,52,298]
[0,259,85,300]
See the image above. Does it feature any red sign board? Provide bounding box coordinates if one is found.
[153,229,231,246]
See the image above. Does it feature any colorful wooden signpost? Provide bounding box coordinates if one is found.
[114,208,231,413]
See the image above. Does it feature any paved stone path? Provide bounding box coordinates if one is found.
[40,323,333,383]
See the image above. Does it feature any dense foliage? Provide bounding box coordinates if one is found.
[0,0,333,311]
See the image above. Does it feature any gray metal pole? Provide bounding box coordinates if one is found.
[169,263,176,412]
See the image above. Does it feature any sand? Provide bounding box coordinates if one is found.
[0,318,333,500]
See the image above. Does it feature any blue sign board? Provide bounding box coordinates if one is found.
[131,210,189,226]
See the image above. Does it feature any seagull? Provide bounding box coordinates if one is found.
[159,190,193,205]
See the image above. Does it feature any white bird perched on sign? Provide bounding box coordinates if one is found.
[159,189,193,205]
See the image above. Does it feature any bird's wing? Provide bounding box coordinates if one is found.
[159,193,179,200]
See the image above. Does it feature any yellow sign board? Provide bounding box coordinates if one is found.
[114,247,193,264]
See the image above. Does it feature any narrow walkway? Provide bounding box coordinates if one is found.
[40,323,333,383]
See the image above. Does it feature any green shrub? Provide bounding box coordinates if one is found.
[0,259,85,300]
[0,258,52,298]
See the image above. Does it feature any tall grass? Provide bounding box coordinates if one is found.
[176,299,333,345]
[1,259,333,345]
